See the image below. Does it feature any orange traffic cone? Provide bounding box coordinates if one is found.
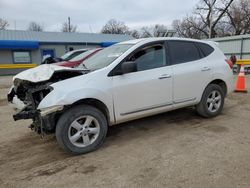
[234,65,247,93]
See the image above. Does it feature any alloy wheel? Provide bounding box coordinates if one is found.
[206,90,222,113]
[68,115,100,147]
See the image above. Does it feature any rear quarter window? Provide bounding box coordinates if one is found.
[196,42,214,57]
[168,41,201,65]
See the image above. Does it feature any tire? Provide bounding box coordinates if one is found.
[56,104,108,155]
[196,84,225,118]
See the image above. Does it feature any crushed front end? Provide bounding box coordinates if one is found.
[7,65,85,135]
[8,79,63,134]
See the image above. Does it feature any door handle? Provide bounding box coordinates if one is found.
[201,67,211,71]
[158,74,171,79]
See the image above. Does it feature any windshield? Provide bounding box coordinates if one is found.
[84,44,133,70]
[61,50,87,61]
[70,49,97,61]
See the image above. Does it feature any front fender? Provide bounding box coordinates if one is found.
[37,87,114,122]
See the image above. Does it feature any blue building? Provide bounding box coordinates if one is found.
[0,30,133,75]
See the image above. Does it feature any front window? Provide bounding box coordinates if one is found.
[84,44,133,70]
[127,44,166,71]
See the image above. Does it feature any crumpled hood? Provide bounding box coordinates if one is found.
[13,64,81,83]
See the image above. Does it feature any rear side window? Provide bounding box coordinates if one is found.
[197,42,214,57]
[168,41,201,64]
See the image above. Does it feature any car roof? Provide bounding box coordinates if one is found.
[119,37,212,45]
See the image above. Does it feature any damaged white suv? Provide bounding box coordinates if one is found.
[8,38,233,154]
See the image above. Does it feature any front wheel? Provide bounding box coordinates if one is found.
[56,105,108,155]
[196,84,225,118]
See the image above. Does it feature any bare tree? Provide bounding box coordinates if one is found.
[195,0,234,38]
[61,22,77,32]
[101,19,171,38]
[140,26,153,38]
[101,19,129,34]
[172,17,209,39]
[0,18,9,30]
[61,17,77,32]
[128,29,140,39]
[226,0,250,35]
[213,20,232,37]
[172,0,234,39]
[28,22,44,31]
[140,24,169,38]
[153,24,169,37]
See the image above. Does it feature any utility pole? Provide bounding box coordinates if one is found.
[209,12,212,38]
[68,17,71,32]
[209,3,215,39]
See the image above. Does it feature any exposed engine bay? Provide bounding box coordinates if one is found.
[7,65,87,134]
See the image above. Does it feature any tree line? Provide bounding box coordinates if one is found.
[0,18,77,32]
[1,0,249,39]
[173,0,250,39]
[101,0,250,39]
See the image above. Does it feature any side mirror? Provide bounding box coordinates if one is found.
[121,61,137,74]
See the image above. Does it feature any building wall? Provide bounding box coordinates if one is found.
[0,50,13,64]
[0,43,101,65]
[242,38,250,59]
[31,49,41,64]
[0,43,101,75]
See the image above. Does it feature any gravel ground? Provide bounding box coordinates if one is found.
[0,75,250,188]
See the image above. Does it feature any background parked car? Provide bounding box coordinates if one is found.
[54,48,102,68]
[41,49,89,65]
[60,49,89,61]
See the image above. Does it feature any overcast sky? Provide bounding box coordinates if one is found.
[0,0,198,33]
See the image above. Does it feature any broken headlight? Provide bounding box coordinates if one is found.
[31,86,54,107]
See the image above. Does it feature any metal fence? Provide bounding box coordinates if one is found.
[212,34,250,59]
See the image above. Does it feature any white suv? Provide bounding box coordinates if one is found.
[8,38,233,154]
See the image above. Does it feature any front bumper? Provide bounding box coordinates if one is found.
[8,96,26,110]
[13,109,38,121]
[12,106,63,134]
[8,89,64,134]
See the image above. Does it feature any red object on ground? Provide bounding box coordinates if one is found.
[55,48,102,68]
[234,65,247,93]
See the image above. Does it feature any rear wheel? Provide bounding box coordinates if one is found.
[196,84,225,118]
[56,105,108,155]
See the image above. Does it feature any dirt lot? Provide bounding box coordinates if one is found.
[0,76,250,188]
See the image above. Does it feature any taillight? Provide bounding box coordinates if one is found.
[226,59,233,69]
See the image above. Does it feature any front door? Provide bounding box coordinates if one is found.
[112,42,173,123]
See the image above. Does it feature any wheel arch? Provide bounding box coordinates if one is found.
[70,98,111,125]
[207,79,227,96]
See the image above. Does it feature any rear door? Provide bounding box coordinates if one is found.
[167,40,212,106]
